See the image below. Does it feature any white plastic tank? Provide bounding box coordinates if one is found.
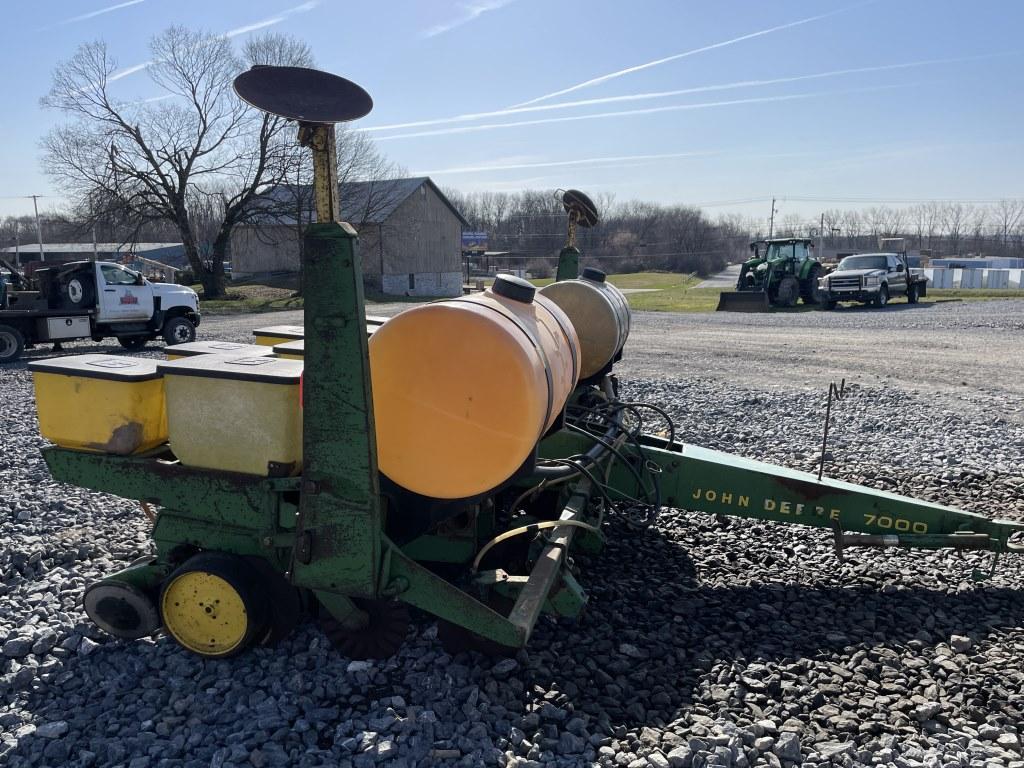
[539,267,630,379]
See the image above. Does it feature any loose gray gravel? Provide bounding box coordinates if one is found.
[2,299,1023,768]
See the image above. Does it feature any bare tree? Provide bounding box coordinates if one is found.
[41,28,312,297]
[941,202,971,255]
[994,199,1024,251]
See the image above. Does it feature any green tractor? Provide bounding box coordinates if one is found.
[717,238,825,312]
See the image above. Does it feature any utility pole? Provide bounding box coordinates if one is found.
[13,221,19,265]
[768,197,778,239]
[818,212,825,257]
[29,195,45,262]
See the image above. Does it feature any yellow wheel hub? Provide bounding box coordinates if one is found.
[161,570,250,656]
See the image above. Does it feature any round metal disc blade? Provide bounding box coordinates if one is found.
[233,66,373,123]
[562,189,600,228]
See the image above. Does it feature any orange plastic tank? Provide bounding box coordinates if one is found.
[369,274,580,499]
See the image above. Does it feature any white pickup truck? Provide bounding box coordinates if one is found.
[0,260,200,362]
[818,252,928,309]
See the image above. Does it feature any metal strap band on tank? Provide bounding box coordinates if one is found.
[535,296,579,384]
[448,298,555,430]
[598,285,629,353]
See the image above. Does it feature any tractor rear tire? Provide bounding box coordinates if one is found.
[0,324,25,363]
[775,276,799,308]
[800,264,824,304]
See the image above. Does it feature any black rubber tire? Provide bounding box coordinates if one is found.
[162,316,196,345]
[774,275,799,308]
[0,324,25,363]
[800,264,824,304]
[244,556,303,647]
[62,275,95,308]
[874,285,889,308]
[159,551,269,659]
[907,283,920,304]
[118,336,149,351]
[824,300,838,311]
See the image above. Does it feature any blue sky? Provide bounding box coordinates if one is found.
[2,0,1022,222]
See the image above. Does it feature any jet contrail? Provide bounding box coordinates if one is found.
[225,1,318,37]
[412,151,720,176]
[421,0,516,38]
[110,61,153,82]
[59,0,145,25]
[362,53,1003,134]
[509,1,876,108]
[108,1,319,82]
[373,85,909,142]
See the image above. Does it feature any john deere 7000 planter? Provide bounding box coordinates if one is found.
[33,68,1024,660]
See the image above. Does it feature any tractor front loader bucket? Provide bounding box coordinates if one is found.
[716,290,770,312]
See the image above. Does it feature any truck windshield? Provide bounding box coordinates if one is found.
[838,255,888,271]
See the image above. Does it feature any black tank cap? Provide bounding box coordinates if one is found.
[581,267,607,283]
[492,274,536,303]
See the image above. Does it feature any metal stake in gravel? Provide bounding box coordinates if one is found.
[26,67,1024,668]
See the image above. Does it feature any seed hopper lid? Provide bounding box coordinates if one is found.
[233,66,373,123]
[158,355,303,385]
[166,341,274,358]
[252,325,305,341]
[29,354,162,382]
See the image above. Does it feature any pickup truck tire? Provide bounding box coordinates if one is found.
[62,276,95,308]
[873,285,889,308]
[907,284,920,304]
[0,324,26,363]
[162,316,196,345]
[824,299,838,310]
[118,336,149,351]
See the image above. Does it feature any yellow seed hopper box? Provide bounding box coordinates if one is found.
[29,355,168,455]
[271,325,380,360]
[165,341,275,361]
[252,325,304,346]
[273,340,304,360]
[157,355,303,476]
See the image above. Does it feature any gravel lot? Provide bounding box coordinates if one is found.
[2,299,1023,768]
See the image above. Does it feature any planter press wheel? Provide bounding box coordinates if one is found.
[159,552,268,658]
[320,598,410,660]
